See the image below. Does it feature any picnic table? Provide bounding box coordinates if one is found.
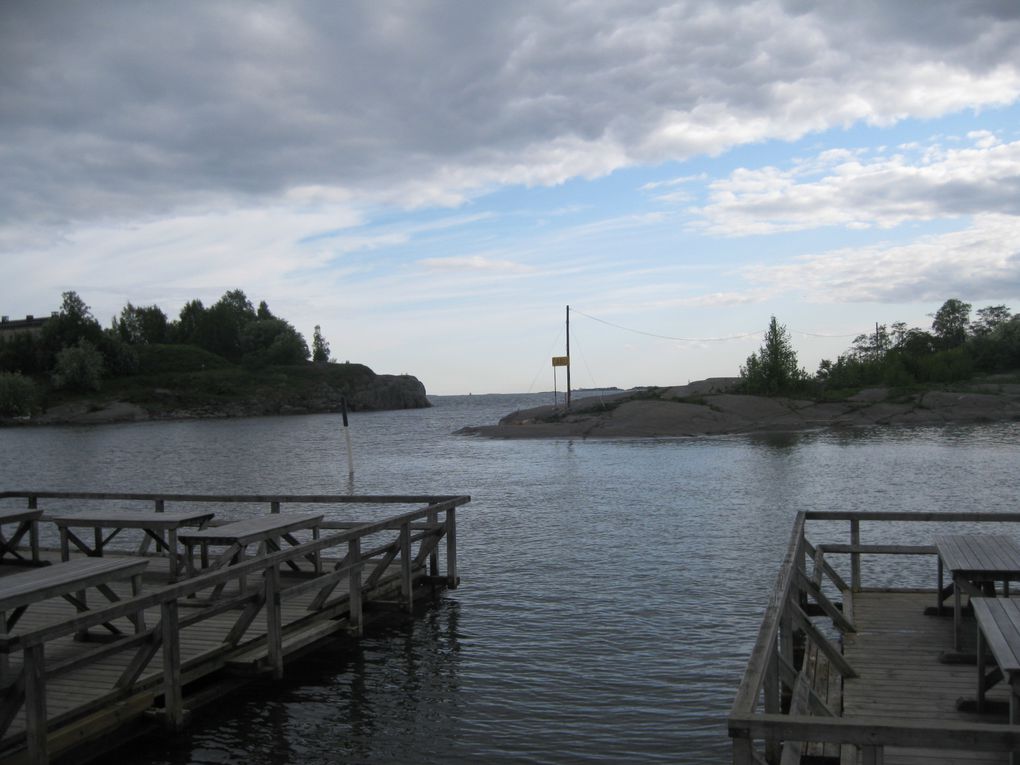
[0,508,42,564]
[0,557,148,680]
[179,513,323,591]
[934,534,1020,651]
[972,597,1020,765]
[48,510,215,582]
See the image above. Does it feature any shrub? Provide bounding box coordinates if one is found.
[52,339,104,391]
[0,372,37,416]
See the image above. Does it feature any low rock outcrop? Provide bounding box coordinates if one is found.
[458,380,1020,439]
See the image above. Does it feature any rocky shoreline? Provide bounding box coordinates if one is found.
[5,373,430,427]
[457,377,1020,439]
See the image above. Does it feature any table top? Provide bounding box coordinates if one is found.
[0,557,149,611]
[934,534,1020,576]
[972,597,1020,673]
[47,509,215,529]
[0,508,43,523]
[179,513,323,545]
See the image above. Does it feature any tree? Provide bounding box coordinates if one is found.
[0,372,37,417]
[172,299,206,344]
[239,318,309,366]
[40,291,104,364]
[972,305,1012,337]
[115,303,169,344]
[312,325,331,363]
[52,339,104,391]
[931,298,971,349]
[740,316,806,395]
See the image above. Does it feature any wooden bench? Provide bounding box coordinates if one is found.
[973,597,1020,765]
[48,509,215,582]
[0,557,148,681]
[934,534,1020,651]
[0,508,42,564]
[179,513,323,593]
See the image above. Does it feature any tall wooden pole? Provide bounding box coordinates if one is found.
[566,305,571,408]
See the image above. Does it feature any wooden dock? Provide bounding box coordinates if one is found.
[729,511,1020,765]
[0,491,469,765]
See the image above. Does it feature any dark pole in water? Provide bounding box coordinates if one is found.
[566,305,572,408]
[341,397,354,478]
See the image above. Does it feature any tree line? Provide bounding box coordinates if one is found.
[740,298,1018,396]
[0,290,333,414]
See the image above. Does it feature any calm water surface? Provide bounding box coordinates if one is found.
[2,393,1019,764]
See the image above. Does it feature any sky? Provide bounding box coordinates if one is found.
[2,1,1020,395]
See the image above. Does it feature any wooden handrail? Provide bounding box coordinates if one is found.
[730,511,1020,763]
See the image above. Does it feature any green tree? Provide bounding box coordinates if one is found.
[172,299,206,344]
[115,303,169,344]
[240,318,309,366]
[740,316,806,395]
[40,291,104,365]
[312,325,330,363]
[52,339,104,391]
[931,298,972,349]
[972,305,1012,337]
[0,372,37,417]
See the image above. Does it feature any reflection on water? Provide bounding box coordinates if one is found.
[3,397,1020,764]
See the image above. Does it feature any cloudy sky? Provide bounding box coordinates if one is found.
[3,1,1019,394]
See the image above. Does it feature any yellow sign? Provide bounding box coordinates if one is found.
[551,356,570,367]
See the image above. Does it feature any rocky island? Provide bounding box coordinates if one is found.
[457,377,1020,439]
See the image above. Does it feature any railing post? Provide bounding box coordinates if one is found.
[24,643,48,764]
[446,508,458,589]
[731,734,755,764]
[764,652,781,763]
[266,563,284,679]
[161,599,185,731]
[851,519,861,593]
[400,522,413,613]
[427,508,439,576]
[861,745,884,764]
[348,538,363,637]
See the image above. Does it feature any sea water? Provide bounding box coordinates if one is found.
[3,393,1019,764]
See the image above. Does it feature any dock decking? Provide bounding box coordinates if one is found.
[729,511,1020,765]
[0,491,469,765]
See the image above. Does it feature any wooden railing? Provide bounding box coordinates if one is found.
[0,491,469,764]
[729,510,1020,764]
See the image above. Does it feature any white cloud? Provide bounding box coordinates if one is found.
[418,255,534,273]
[694,135,1020,234]
[3,1,1020,229]
[744,214,1020,303]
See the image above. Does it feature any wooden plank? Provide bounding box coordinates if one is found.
[46,510,214,530]
[178,514,322,546]
[0,559,148,612]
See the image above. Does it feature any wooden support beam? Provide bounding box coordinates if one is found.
[160,600,184,732]
[348,538,363,637]
[265,564,283,680]
[24,644,48,764]
[400,523,413,614]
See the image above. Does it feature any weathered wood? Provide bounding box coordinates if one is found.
[160,599,184,731]
[399,523,413,614]
[446,508,458,588]
[265,564,283,680]
[0,491,468,763]
[0,508,43,564]
[348,538,362,637]
[24,644,47,764]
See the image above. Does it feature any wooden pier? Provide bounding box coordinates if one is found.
[0,491,469,765]
[729,511,1020,764]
